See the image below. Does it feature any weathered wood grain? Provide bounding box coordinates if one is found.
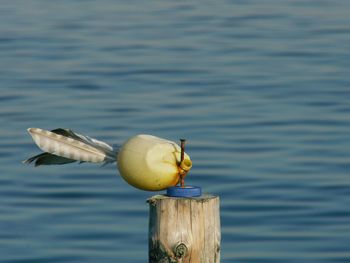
[148,194,220,263]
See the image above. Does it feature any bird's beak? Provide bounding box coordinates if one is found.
[180,159,192,173]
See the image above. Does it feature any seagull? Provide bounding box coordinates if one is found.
[24,128,192,191]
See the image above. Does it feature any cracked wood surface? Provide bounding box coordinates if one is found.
[148,195,220,263]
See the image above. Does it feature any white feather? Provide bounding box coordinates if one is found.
[27,128,115,163]
[73,132,116,160]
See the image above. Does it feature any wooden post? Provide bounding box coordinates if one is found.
[148,194,220,263]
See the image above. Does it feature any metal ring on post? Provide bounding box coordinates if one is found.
[167,186,201,197]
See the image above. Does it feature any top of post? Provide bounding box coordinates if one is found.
[147,194,219,204]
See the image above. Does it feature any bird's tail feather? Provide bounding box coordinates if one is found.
[24,128,117,166]
[23,152,77,166]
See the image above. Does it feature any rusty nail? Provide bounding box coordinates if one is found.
[180,139,186,188]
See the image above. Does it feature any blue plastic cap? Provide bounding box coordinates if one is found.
[167,186,202,197]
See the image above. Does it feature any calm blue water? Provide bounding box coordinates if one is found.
[1,1,350,262]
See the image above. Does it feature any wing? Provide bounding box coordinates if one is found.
[24,128,117,165]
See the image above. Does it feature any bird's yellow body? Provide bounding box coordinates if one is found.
[117,134,191,191]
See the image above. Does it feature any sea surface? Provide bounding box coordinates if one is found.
[1,1,350,262]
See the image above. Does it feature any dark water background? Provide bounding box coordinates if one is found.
[1,1,350,262]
